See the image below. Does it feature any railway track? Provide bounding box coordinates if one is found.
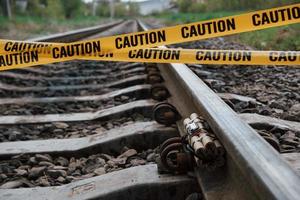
[0,19,299,200]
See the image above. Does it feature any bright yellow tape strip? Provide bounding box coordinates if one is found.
[0,49,299,71]
[90,49,300,66]
[0,3,299,71]
[1,3,299,55]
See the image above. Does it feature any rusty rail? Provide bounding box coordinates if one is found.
[137,20,300,200]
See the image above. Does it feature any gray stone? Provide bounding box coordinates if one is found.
[0,180,23,189]
[81,173,94,179]
[118,149,137,159]
[281,139,299,146]
[66,176,76,182]
[35,154,52,162]
[95,158,106,166]
[0,163,12,173]
[290,104,300,113]
[53,122,69,129]
[120,95,130,101]
[14,169,28,176]
[9,159,22,167]
[130,159,146,166]
[0,174,7,180]
[8,133,17,141]
[146,153,156,162]
[47,169,67,178]
[52,166,68,170]
[28,166,46,179]
[94,167,106,175]
[57,176,66,183]
[39,161,54,167]
[93,127,106,135]
[7,130,22,141]
[269,101,287,110]
[53,129,64,135]
[71,169,81,176]
[106,122,114,129]
[111,158,127,167]
[68,162,77,173]
[18,165,30,170]
[37,177,50,187]
[55,157,69,166]
[100,154,113,161]
[281,144,295,150]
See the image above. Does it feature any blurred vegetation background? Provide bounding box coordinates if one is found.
[0,0,139,39]
[175,0,299,13]
[0,0,139,19]
[0,0,299,50]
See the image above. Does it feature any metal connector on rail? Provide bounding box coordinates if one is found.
[153,102,181,126]
[183,113,225,170]
[150,84,170,101]
[158,136,193,174]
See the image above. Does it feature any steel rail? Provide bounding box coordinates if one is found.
[29,20,124,42]
[137,20,300,200]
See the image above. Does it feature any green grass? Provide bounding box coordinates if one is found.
[153,12,299,51]
[236,24,300,51]
[153,11,241,24]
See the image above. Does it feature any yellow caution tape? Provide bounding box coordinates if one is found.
[0,48,299,71]
[1,3,299,54]
[0,3,299,71]
[92,49,300,66]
